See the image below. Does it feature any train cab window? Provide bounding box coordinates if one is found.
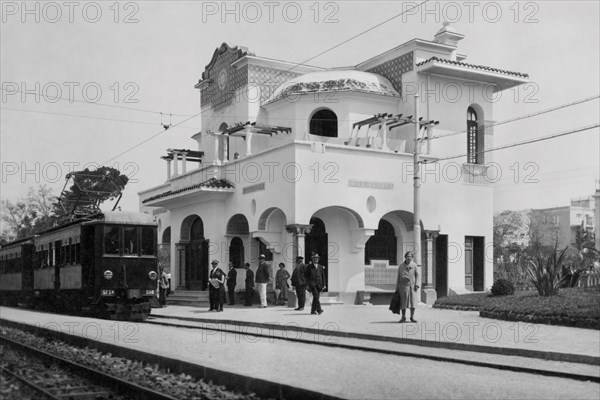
[104,226,121,255]
[141,228,155,256]
[74,241,81,263]
[124,227,138,255]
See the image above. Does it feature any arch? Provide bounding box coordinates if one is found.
[365,219,397,265]
[309,108,338,138]
[219,122,230,161]
[258,207,287,231]
[180,214,202,242]
[312,205,364,229]
[227,214,249,235]
[161,227,171,244]
[229,237,244,268]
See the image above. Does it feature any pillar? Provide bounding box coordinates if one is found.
[172,151,179,176]
[245,126,253,156]
[285,224,312,308]
[176,242,187,289]
[181,151,188,174]
[421,230,438,305]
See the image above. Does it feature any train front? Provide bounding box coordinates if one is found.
[91,211,158,320]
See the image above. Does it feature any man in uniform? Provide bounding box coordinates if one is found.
[226,262,237,305]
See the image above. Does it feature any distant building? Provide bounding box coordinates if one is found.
[531,195,596,249]
[139,24,529,302]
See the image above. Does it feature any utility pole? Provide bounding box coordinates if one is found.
[413,94,422,275]
[413,94,438,305]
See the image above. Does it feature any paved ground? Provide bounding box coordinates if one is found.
[152,302,600,361]
[1,304,599,399]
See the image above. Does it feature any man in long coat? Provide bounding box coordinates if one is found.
[291,255,307,310]
[244,263,254,306]
[396,251,419,323]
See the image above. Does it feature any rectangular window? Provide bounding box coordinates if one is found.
[123,227,138,255]
[104,226,121,255]
[141,228,155,256]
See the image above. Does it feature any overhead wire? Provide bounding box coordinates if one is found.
[430,95,600,140]
[431,124,600,163]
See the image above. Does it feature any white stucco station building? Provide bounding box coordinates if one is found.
[139,24,529,305]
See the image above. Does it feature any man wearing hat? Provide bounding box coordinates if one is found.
[208,260,225,312]
[306,253,326,314]
[255,254,271,308]
[291,255,307,310]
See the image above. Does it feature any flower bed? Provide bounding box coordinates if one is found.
[434,287,600,329]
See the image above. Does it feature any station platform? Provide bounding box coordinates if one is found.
[151,302,600,363]
[1,304,599,399]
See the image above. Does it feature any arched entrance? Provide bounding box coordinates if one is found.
[305,217,328,290]
[182,216,208,290]
[364,219,397,265]
[227,214,249,269]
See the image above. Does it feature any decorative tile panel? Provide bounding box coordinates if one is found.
[366,52,413,96]
[200,44,252,111]
[248,65,302,104]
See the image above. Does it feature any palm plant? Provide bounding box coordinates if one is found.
[526,245,569,296]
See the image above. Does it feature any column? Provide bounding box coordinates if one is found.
[181,151,188,174]
[172,151,179,176]
[176,242,187,290]
[214,134,220,165]
[245,126,253,156]
[285,224,312,308]
[161,155,172,180]
[421,230,438,305]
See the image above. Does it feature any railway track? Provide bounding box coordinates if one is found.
[0,335,179,400]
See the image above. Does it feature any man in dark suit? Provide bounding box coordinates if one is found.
[208,260,225,312]
[291,255,307,311]
[226,262,237,305]
[244,263,254,306]
[305,253,326,314]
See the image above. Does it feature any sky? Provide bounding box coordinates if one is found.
[1,0,599,216]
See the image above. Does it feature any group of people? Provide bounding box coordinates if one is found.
[206,253,327,315]
[203,250,420,322]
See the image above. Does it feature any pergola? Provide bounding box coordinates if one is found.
[161,149,204,177]
[347,113,438,153]
[206,122,292,160]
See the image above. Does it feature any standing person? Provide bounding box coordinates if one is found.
[396,251,419,323]
[291,256,307,310]
[158,265,169,307]
[275,262,291,305]
[226,262,237,305]
[208,260,225,312]
[306,253,326,315]
[244,262,254,306]
[255,254,270,308]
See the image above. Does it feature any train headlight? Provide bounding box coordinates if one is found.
[103,270,113,280]
[148,271,157,280]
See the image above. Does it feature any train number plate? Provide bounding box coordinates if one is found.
[101,289,115,296]
[145,289,155,296]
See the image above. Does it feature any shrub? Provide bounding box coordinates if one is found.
[526,244,568,296]
[491,278,515,296]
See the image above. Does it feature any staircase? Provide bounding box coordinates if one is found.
[165,290,210,308]
[318,293,344,306]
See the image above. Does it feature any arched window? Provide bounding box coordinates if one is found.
[219,122,229,161]
[364,219,397,265]
[467,107,479,164]
[310,109,338,137]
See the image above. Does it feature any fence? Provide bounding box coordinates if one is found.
[577,270,600,288]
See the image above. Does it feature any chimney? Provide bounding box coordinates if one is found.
[433,22,465,47]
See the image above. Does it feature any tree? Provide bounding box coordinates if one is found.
[1,185,58,241]
[56,167,128,218]
[526,209,559,255]
[493,210,525,259]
